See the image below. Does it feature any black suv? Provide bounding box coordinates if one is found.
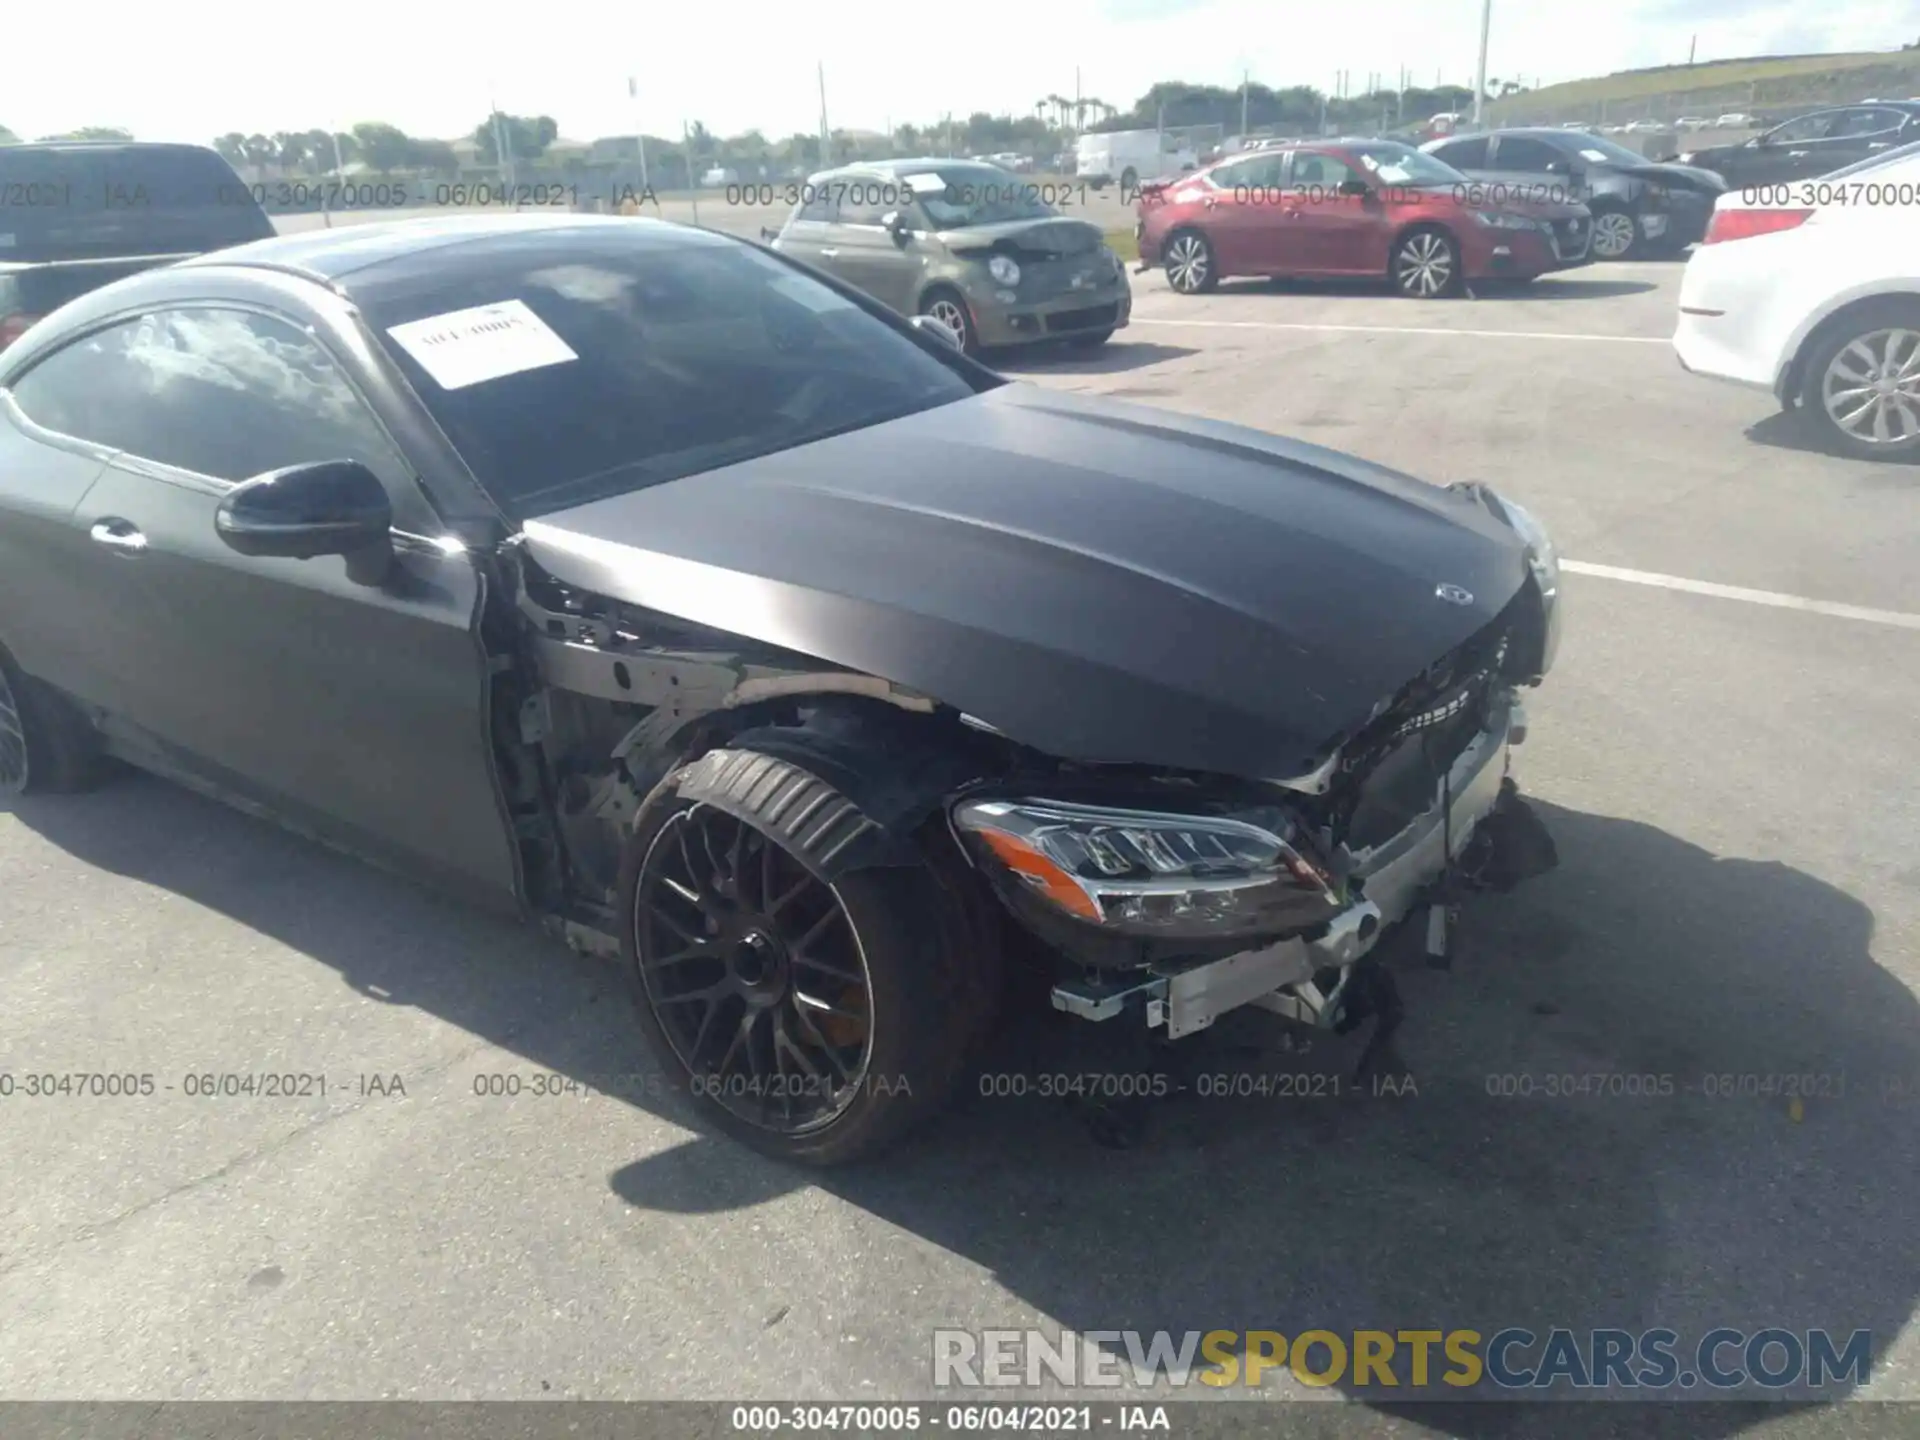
[0,142,273,350]
[1421,128,1726,260]
[1674,102,1920,189]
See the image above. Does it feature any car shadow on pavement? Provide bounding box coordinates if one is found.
[988,342,1200,376]
[1222,276,1658,303]
[10,784,1917,1433]
[608,799,1920,1431]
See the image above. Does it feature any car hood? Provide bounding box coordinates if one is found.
[938,216,1107,259]
[521,386,1530,782]
[1605,160,1728,192]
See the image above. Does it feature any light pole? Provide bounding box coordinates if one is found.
[1473,0,1492,126]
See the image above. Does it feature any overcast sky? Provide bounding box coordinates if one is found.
[7,0,1919,144]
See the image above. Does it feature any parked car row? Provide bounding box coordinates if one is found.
[1134,138,1596,297]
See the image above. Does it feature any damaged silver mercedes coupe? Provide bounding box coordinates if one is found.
[0,215,1561,1163]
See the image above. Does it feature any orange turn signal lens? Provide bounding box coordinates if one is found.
[973,829,1104,922]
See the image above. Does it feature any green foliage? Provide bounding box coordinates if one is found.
[37,125,135,141]
[471,113,560,164]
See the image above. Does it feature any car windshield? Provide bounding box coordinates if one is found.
[355,228,985,519]
[909,168,1057,228]
[1559,133,1646,166]
[1347,144,1467,186]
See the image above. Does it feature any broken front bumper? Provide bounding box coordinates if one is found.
[1052,693,1525,1040]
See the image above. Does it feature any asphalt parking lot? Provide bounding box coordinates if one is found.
[3,242,1919,1433]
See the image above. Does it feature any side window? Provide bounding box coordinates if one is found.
[1235,154,1287,188]
[9,308,406,485]
[836,188,889,226]
[1489,137,1566,173]
[1833,107,1905,138]
[1433,137,1489,169]
[1206,158,1254,189]
[1289,152,1360,189]
[796,190,836,223]
[1769,112,1838,144]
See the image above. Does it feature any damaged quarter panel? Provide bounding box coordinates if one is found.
[522,383,1531,782]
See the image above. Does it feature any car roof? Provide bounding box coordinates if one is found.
[174,211,701,285]
[810,157,1005,181]
[0,140,221,156]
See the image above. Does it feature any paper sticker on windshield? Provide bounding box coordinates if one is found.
[904,172,949,195]
[1579,149,1609,163]
[386,299,577,391]
[769,275,854,313]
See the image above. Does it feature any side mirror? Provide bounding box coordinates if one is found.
[881,210,913,241]
[910,314,964,352]
[1337,177,1371,197]
[216,459,394,582]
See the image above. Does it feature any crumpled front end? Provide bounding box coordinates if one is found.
[948,486,1563,1053]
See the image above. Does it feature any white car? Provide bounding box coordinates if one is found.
[1674,139,1920,459]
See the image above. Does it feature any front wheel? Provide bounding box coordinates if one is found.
[918,288,979,356]
[0,649,109,796]
[1799,302,1920,461]
[1392,227,1461,298]
[1164,229,1217,294]
[1589,206,1644,261]
[619,750,998,1165]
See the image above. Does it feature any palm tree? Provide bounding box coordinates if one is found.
[271,132,307,174]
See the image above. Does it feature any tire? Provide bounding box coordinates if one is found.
[1391,226,1462,298]
[0,648,109,797]
[618,749,999,1166]
[1797,298,1920,461]
[1067,328,1114,348]
[1588,205,1644,261]
[918,287,979,357]
[1163,228,1217,294]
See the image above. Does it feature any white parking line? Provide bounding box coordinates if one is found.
[1564,561,1920,631]
[1131,318,1670,344]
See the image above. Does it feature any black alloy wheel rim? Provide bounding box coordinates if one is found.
[633,804,875,1134]
[0,666,26,790]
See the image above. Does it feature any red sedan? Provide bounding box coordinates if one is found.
[1137,139,1595,298]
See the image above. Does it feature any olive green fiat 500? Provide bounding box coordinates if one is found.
[770,159,1132,355]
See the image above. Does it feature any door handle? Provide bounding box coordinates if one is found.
[1202,197,1218,208]
[89,518,148,554]
[1787,149,1808,158]
[819,247,840,258]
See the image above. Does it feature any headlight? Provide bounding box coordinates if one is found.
[987,254,1021,285]
[1470,211,1537,230]
[1482,487,1562,680]
[952,797,1341,939]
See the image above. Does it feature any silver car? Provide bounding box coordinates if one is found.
[771,159,1132,355]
